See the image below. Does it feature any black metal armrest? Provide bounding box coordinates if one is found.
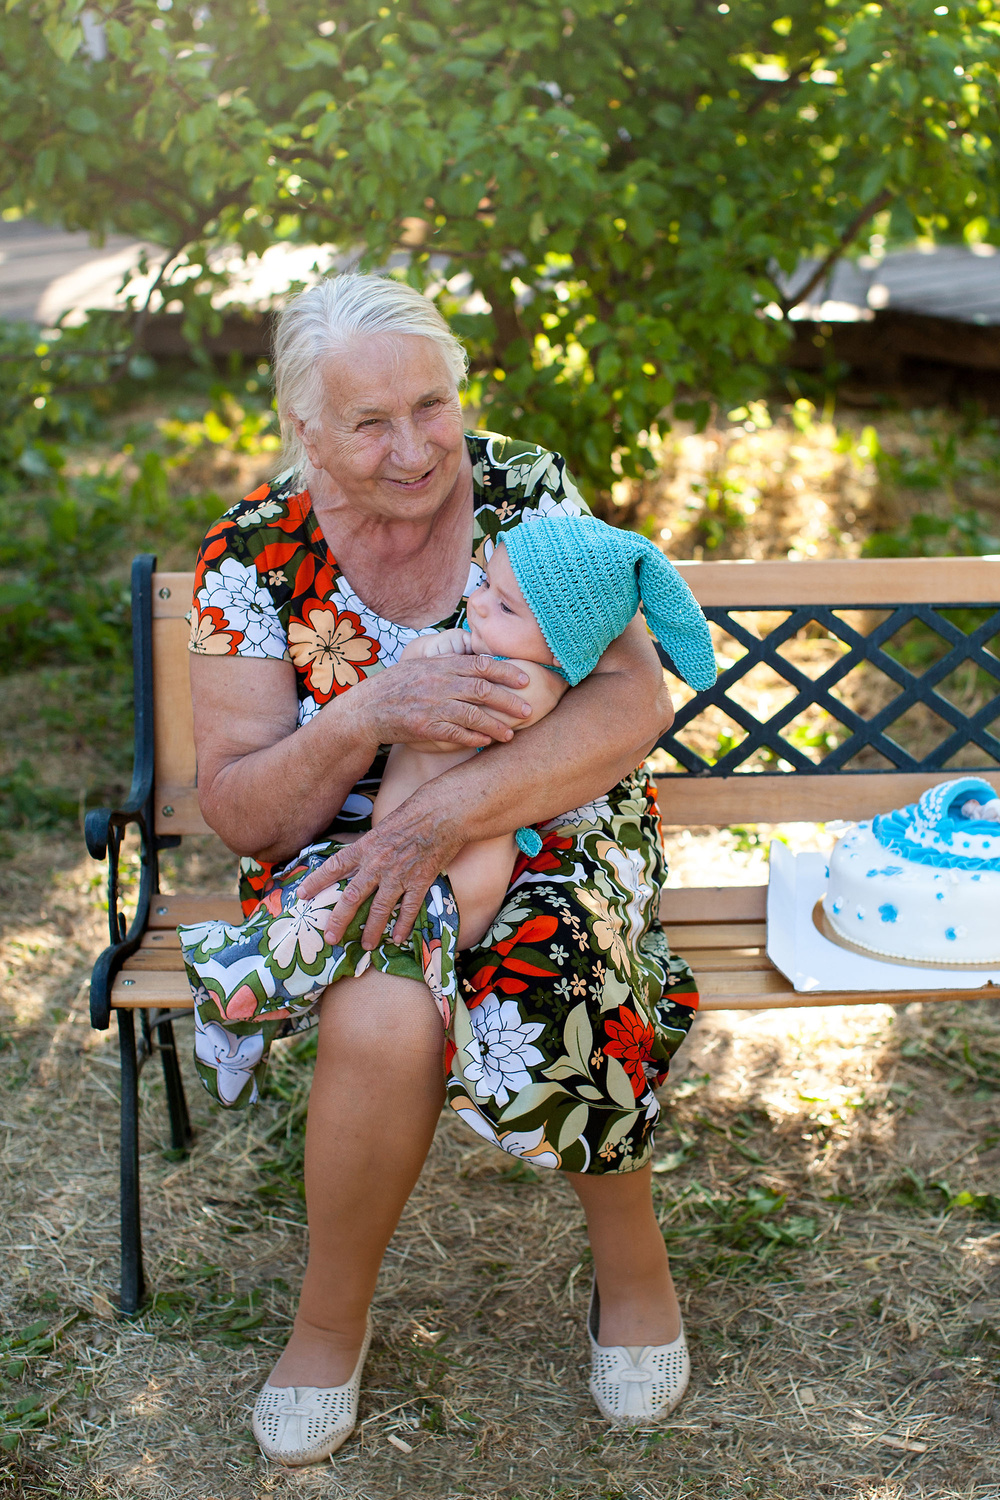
[87,556,161,1031]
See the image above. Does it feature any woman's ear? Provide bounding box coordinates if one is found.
[289,410,321,469]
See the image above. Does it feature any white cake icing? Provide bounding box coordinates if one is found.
[822,777,1000,965]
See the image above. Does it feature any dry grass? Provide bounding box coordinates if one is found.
[2,826,1000,1500]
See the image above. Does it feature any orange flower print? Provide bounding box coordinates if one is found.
[189,604,240,655]
[603,1009,656,1097]
[287,601,379,699]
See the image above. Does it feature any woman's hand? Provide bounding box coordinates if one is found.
[298,784,465,949]
[356,652,532,749]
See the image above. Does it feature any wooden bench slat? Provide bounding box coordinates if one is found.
[657,770,1000,827]
[663,921,766,947]
[681,950,770,970]
[156,559,1000,620]
[148,895,242,927]
[672,555,1000,606]
[123,950,189,971]
[658,886,766,922]
[112,972,195,1005]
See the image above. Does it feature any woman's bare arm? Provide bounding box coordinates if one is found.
[300,614,674,946]
[190,649,534,863]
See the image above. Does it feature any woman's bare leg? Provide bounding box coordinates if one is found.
[267,971,445,1388]
[567,1163,681,1347]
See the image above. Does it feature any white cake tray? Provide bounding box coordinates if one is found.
[765,841,1000,993]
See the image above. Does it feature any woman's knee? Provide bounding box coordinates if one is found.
[317,972,444,1062]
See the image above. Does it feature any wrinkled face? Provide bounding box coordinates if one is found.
[294,333,466,521]
[466,542,555,665]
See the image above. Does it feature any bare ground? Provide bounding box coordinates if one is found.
[2,828,999,1500]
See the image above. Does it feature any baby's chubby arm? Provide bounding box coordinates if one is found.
[388,633,566,752]
[495,660,568,729]
[397,628,471,662]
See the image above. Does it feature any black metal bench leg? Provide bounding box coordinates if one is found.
[157,1019,193,1154]
[117,1008,145,1315]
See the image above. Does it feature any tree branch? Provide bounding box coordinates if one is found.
[778,186,893,317]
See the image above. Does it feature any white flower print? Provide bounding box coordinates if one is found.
[461,996,546,1107]
[447,1096,560,1169]
[266,900,331,968]
[194,1019,264,1107]
[333,576,438,662]
[497,1125,560,1170]
[548,943,568,965]
[297,693,322,727]
[599,841,655,949]
[197,557,287,659]
[542,795,614,833]
[235,499,285,528]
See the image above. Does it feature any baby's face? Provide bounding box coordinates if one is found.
[466,543,556,665]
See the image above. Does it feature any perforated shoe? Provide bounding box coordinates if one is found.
[587,1282,689,1424]
[252,1318,372,1466]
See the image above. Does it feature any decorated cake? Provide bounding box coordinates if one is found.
[822,777,1000,965]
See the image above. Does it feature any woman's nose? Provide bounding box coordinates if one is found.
[390,416,432,471]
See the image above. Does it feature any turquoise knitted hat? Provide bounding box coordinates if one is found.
[500,516,716,690]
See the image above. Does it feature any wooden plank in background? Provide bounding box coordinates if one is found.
[673,555,1000,606]
[656,769,1000,827]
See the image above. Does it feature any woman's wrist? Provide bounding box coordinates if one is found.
[317,674,383,761]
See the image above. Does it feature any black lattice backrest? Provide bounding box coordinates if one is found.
[653,557,1000,827]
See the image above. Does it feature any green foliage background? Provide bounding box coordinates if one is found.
[3,0,1000,492]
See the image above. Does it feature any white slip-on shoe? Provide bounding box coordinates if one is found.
[587,1281,689,1425]
[252,1317,372,1466]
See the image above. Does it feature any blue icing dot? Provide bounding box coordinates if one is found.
[936,892,944,900]
[866,869,877,878]
[945,927,958,941]
[973,874,981,882]
[831,899,842,914]
[878,904,898,923]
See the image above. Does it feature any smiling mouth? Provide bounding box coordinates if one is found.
[387,467,435,487]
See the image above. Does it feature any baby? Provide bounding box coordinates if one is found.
[370,515,718,948]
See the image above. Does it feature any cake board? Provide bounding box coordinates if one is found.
[765,841,1000,994]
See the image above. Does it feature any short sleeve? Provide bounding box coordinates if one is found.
[188,493,292,661]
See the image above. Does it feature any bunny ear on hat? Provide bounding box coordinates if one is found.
[634,539,717,691]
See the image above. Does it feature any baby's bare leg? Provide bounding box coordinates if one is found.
[447,834,518,948]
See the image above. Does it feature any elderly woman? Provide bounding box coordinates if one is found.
[182,273,703,1466]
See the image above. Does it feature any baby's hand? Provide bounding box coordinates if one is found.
[398,628,472,662]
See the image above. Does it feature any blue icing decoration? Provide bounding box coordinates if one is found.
[871,776,1000,872]
[866,869,877,878]
[831,899,842,914]
[878,904,898,923]
[936,892,944,900]
[945,927,958,941]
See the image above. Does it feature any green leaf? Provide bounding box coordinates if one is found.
[67,108,101,138]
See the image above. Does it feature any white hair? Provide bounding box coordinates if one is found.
[271,272,469,471]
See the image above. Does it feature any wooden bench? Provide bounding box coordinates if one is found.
[86,553,1000,1312]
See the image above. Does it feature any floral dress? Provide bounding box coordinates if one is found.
[179,432,700,1176]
